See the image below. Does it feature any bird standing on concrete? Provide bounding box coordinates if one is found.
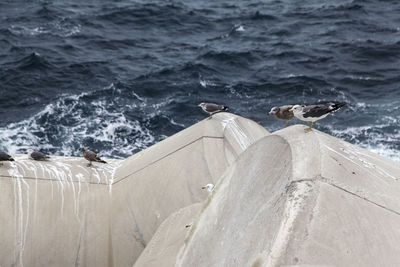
[27,149,50,161]
[202,183,215,192]
[198,102,228,119]
[290,102,347,132]
[269,105,294,128]
[82,147,107,167]
[0,152,14,166]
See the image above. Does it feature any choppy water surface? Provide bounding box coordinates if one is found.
[0,0,399,161]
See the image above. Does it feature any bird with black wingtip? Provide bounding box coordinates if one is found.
[290,102,347,132]
[0,151,14,166]
[198,102,229,119]
[82,147,107,167]
[269,105,294,128]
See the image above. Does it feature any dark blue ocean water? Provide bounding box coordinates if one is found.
[0,0,399,161]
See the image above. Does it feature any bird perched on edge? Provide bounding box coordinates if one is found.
[290,102,347,132]
[202,183,215,192]
[0,151,14,166]
[27,149,50,161]
[198,102,228,119]
[269,105,294,128]
[82,147,107,167]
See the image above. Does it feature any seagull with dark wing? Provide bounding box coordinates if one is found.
[27,149,50,161]
[0,151,14,166]
[269,105,294,128]
[82,147,107,167]
[198,102,229,119]
[290,102,347,132]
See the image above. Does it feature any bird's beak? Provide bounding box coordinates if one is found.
[268,111,273,115]
[289,108,293,112]
[198,104,201,107]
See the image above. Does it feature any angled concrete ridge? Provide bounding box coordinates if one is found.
[172,125,400,267]
[0,112,269,267]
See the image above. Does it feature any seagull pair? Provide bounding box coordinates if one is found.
[26,148,106,167]
[269,102,347,132]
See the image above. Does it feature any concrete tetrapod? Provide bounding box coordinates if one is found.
[136,125,400,267]
[0,112,269,267]
[110,112,269,266]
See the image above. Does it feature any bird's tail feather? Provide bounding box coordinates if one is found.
[97,159,107,164]
[330,102,346,112]
[9,158,15,161]
[222,106,229,111]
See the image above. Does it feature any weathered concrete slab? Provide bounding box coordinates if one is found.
[110,113,269,266]
[2,117,399,267]
[0,158,121,267]
[133,203,202,267]
[173,125,400,267]
[0,113,269,267]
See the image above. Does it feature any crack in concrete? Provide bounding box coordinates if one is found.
[289,177,400,217]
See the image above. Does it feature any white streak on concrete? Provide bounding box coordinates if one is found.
[341,142,398,181]
[221,117,251,151]
[8,162,28,267]
[92,167,101,184]
[75,173,84,221]
[324,144,397,181]
[56,162,78,215]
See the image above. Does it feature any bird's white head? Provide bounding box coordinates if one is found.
[269,106,279,115]
[201,183,215,192]
[198,103,206,108]
[290,105,303,115]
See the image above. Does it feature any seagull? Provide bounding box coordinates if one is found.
[290,102,347,132]
[27,149,50,161]
[82,147,107,167]
[269,105,294,128]
[202,183,215,192]
[0,152,14,166]
[198,103,228,119]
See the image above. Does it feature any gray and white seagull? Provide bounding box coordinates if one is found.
[0,151,14,166]
[27,149,50,161]
[269,105,294,128]
[198,102,229,119]
[82,147,107,167]
[290,102,347,132]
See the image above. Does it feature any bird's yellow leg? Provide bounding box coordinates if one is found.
[0,162,3,166]
[284,120,289,128]
[305,121,313,133]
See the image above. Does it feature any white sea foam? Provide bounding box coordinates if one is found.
[9,20,81,37]
[235,25,245,32]
[199,78,216,88]
[0,84,160,159]
[324,121,400,162]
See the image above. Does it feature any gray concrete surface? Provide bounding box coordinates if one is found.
[1,116,400,267]
[0,112,269,267]
[175,125,400,267]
